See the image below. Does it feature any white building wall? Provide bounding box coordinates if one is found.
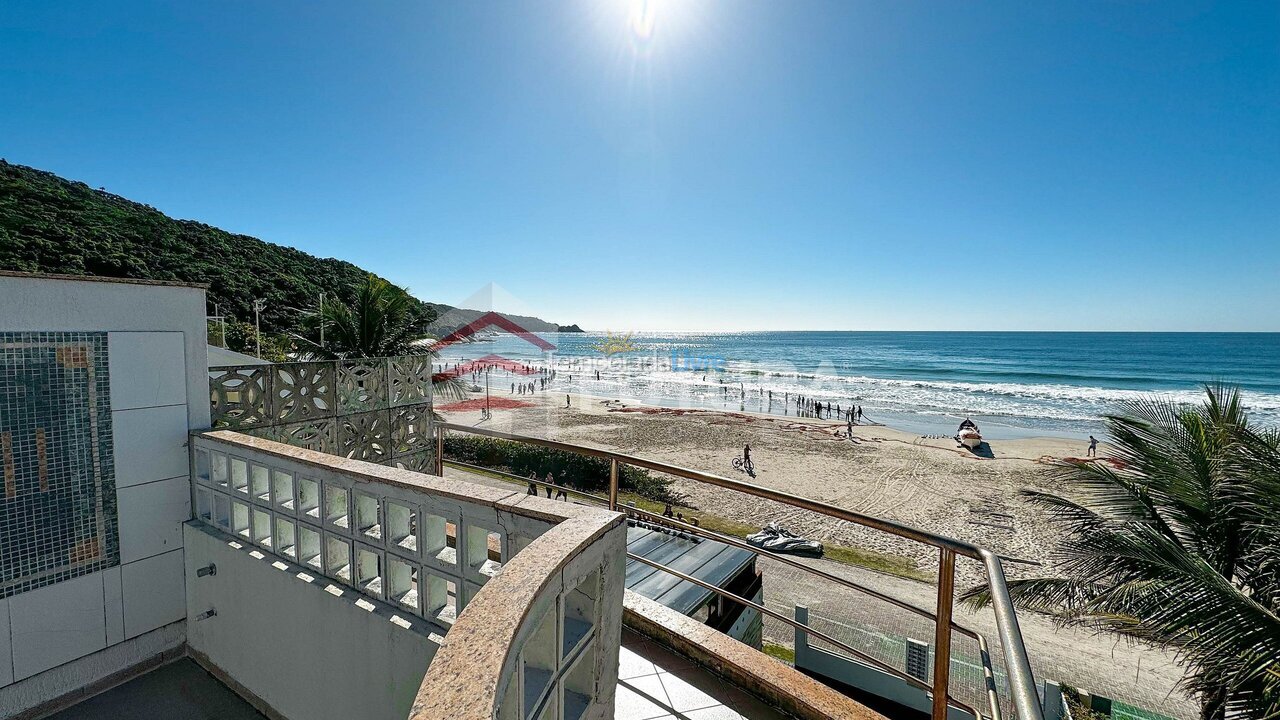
[0,273,209,716]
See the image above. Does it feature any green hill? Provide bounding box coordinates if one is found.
[0,159,576,340]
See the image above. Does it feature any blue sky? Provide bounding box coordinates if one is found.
[2,1,1278,331]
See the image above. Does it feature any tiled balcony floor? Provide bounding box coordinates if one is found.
[616,629,788,720]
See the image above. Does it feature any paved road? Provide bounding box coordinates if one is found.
[754,553,1197,720]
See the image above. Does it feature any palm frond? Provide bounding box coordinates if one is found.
[963,385,1280,719]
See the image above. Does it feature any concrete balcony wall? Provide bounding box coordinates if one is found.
[184,523,441,720]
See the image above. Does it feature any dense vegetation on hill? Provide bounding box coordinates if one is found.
[0,160,576,344]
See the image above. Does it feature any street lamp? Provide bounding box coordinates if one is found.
[253,298,267,358]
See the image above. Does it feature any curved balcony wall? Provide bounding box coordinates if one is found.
[187,431,626,720]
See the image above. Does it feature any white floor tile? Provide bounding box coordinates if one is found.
[618,645,659,680]
[614,683,673,720]
[657,670,723,712]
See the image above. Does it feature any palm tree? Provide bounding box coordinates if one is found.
[294,274,468,403]
[962,385,1280,720]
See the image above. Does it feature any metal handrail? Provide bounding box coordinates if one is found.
[625,552,981,720]
[442,460,984,640]
[442,459,1006,720]
[435,421,1041,720]
[623,506,962,630]
[622,506,1006,720]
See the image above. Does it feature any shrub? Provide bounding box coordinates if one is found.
[443,435,684,504]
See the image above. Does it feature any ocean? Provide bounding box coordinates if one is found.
[438,331,1280,440]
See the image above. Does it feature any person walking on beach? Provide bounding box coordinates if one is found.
[1087,435,1098,457]
[565,394,571,408]
[847,416,853,438]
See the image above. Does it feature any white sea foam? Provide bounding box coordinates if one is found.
[610,362,1280,428]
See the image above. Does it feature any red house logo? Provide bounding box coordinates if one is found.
[432,310,556,353]
[429,287,559,414]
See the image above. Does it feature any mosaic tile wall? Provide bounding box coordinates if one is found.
[0,332,118,598]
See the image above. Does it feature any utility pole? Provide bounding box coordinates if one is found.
[319,292,325,348]
[208,303,228,348]
[253,298,267,358]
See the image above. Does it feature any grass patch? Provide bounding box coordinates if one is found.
[825,545,930,582]
[444,461,929,582]
[763,641,795,665]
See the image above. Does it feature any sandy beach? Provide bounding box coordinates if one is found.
[440,386,1103,587]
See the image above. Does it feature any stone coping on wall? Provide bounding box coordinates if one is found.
[409,513,626,720]
[622,590,886,720]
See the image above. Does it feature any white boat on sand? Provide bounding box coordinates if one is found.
[956,419,983,449]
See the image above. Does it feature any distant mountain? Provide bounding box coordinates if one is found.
[0,160,577,337]
[424,305,562,334]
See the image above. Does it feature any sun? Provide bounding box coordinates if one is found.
[628,0,659,44]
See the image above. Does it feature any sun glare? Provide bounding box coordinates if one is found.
[628,0,659,45]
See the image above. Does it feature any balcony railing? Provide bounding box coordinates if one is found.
[434,421,1044,720]
[189,430,627,720]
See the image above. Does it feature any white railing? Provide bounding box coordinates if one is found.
[189,430,626,720]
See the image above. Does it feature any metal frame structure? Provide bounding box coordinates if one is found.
[435,421,1042,720]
